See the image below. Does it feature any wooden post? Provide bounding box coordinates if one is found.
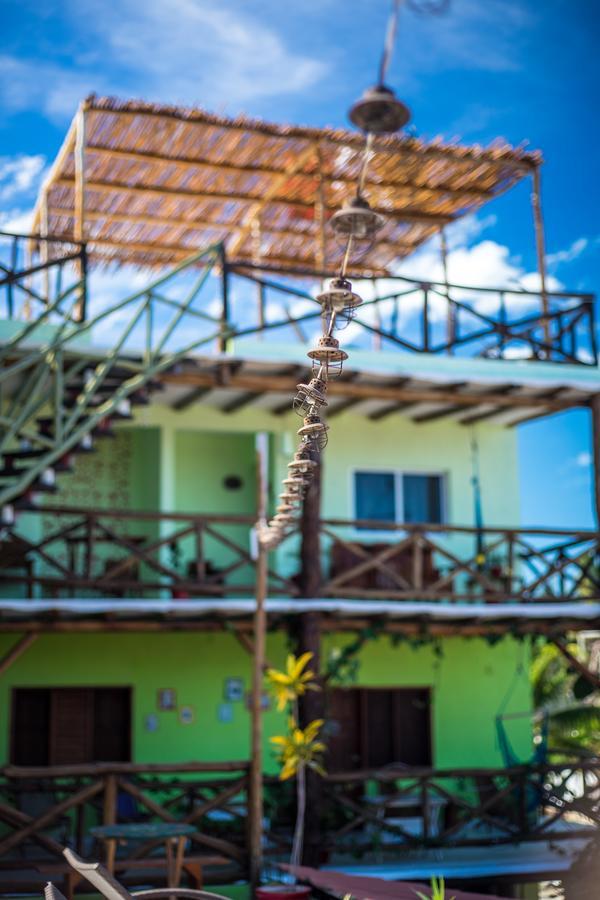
[41,190,50,307]
[0,633,37,676]
[296,453,324,866]
[251,218,265,337]
[315,143,327,273]
[440,228,454,354]
[531,166,550,347]
[74,102,87,322]
[590,396,600,529]
[249,432,269,890]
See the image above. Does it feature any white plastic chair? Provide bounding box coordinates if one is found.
[61,848,230,900]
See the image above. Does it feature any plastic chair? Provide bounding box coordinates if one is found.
[62,848,230,900]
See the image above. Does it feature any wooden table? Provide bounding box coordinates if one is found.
[90,822,197,886]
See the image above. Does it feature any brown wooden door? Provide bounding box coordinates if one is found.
[11,687,131,765]
[327,689,361,772]
[326,687,432,772]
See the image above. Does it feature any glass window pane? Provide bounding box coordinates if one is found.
[354,471,396,524]
[403,474,443,524]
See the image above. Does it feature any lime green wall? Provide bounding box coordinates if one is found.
[0,631,531,771]
[129,400,521,528]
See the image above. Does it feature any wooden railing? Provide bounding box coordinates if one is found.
[227,260,598,366]
[0,231,88,322]
[0,760,250,882]
[320,519,600,603]
[2,509,600,603]
[1,758,597,884]
[0,506,299,599]
[316,760,600,853]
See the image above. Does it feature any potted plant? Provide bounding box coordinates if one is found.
[256,652,326,900]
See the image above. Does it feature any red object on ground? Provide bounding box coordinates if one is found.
[279,864,511,900]
[256,886,311,900]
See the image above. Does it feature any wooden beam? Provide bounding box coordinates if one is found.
[161,370,586,412]
[220,391,259,414]
[552,638,600,690]
[0,633,37,676]
[172,386,213,411]
[327,398,364,418]
[412,403,470,423]
[459,406,505,426]
[82,101,537,173]
[531,166,550,345]
[84,142,495,204]
[73,103,87,245]
[52,177,454,226]
[368,401,417,421]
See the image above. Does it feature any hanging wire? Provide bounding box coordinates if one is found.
[261,0,412,546]
[378,0,403,85]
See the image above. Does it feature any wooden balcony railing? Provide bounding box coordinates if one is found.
[227,260,598,366]
[0,760,249,886]
[1,508,599,604]
[0,231,88,322]
[1,758,597,886]
[0,505,299,599]
[315,760,600,853]
[320,518,600,603]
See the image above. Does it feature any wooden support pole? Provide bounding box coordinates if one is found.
[295,452,324,866]
[592,395,600,529]
[74,103,87,323]
[552,638,600,691]
[440,228,455,355]
[0,633,37,677]
[315,143,327,273]
[531,166,550,347]
[249,432,268,890]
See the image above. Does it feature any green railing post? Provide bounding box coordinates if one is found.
[219,243,230,353]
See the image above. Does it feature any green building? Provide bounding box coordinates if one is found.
[0,98,599,896]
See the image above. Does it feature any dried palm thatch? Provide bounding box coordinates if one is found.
[32,94,541,274]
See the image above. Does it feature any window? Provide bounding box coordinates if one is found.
[327,687,432,772]
[11,687,131,766]
[354,471,445,526]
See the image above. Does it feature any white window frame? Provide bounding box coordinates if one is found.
[350,467,448,535]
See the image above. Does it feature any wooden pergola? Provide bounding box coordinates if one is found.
[32,94,544,277]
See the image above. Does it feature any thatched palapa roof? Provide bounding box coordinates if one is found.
[32,95,541,274]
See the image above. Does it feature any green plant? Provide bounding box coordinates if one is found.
[265,652,325,867]
[414,876,455,900]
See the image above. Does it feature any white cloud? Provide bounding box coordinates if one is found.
[0,1,328,122]
[0,155,46,203]
[546,237,589,269]
[575,451,592,468]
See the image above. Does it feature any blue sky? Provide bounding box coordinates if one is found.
[0,0,598,527]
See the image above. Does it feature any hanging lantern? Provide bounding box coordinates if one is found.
[316,277,363,327]
[297,413,329,452]
[307,335,348,378]
[349,84,411,134]
[293,377,328,416]
[330,194,385,241]
[288,448,318,476]
[282,476,308,494]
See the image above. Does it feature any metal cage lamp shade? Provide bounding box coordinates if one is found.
[316,277,363,327]
[282,476,308,495]
[307,335,348,378]
[349,84,411,134]
[293,377,328,416]
[297,414,329,452]
[330,194,385,242]
[287,451,318,476]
